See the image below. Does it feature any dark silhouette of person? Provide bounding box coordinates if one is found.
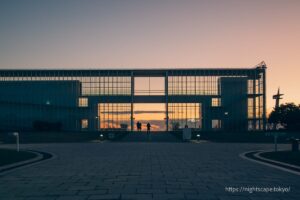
[137,122,141,131]
[136,121,140,131]
[146,122,151,141]
[147,122,151,133]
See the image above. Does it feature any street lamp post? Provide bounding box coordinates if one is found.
[13,132,19,152]
[95,116,99,131]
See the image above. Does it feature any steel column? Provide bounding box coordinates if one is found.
[165,72,169,131]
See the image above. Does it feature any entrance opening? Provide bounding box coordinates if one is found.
[134,103,166,131]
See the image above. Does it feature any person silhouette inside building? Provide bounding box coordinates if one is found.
[146,122,151,141]
[136,121,142,132]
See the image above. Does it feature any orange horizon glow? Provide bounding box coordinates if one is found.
[134,103,165,121]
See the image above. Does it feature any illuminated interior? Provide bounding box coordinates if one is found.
[134,103,166,131]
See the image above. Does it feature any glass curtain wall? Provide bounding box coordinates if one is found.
[168,103,201,130]
[168,72,265,131]
[247,71,265,131]
[134,77,165,95]
[0,71,132,131]
[0,68,266,132]
[168,76,220,95]
[98,103,131,130]
[82,76,131,96]
[0,74,132,96]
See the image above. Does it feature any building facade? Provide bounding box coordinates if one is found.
[0,63,266,132]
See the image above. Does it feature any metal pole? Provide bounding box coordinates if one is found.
[253,76,256,130]
[274,134,278,152]
[17,134,19,152]
[262,66,267,131]
[131,72,134,132]
[165,72,169,131]
[13,132,19,152]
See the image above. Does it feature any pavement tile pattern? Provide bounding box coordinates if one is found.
[0,142,299,200]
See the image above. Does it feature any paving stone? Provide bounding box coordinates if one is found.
[88,194,120,200]
[0,143,299,199]
[185,194,219,200]
[78,190,107,195]
[68,186,96,191]
[23,196,58,200]
[153,193,185,200]
[57,195,88,200]
[121,194,152,200]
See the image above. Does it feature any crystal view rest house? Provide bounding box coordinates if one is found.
[0,63,266,132]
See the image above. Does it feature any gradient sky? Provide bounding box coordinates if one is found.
[1,0,300,112]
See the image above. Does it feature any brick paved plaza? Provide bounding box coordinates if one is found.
[0,142,299,200]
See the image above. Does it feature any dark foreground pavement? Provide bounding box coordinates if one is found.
[0,142,299,200]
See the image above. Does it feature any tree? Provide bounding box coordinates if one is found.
[268,103,300,131]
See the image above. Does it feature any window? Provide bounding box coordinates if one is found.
[212,119,221,129]
[168,103,202,130]
[168,76,220,96]
[81,76,131,96]
[134,77,165,95]
[98,103,131,130]
[211,98,221,107]
[248,98,254,118]
[79,97,88,107]
[81,119,88,129]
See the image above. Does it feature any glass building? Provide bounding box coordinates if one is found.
[0,63,266,132]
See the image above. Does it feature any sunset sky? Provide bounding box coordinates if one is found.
[0,0,299,112]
